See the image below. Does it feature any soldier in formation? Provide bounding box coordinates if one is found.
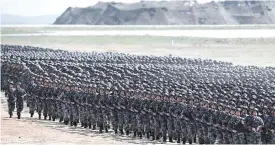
[1,44,275,144]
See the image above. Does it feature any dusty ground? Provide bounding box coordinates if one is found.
[0,93,177,145]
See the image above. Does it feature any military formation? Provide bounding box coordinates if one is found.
[1,44,275,144]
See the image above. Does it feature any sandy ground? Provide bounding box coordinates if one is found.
[0,93,179,145]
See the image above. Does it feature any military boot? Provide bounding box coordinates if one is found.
[146,132,150,139]
[120,129,124,135]
[30,113,34,118]
[151,132,155,141]
[38,114,41,119]
[49,116,52,120]
[99,124,103,133]
[52,117,55,121]
[177,137,180,143]
[188,138,192,144]
[126,130,130,135]
[156,135,160,140]
[163,135,167,142]
[64,120,69,125]
[105,127,109,133]
[114,129,118,134]
[44,116,47,120]
[194,135,197,143]
[169,136,173,143]
[138,132,142,139]
[182,137,187,144]
[92,125,96,130]
[198,138,204,144]
[17,113,21,119]
[133,131,137,137]
[70,121,73,126]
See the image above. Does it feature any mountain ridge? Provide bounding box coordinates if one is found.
[54,0,275,25]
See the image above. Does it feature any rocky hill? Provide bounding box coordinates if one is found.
[53,1,275,25]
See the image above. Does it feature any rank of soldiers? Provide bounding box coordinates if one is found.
[1,44,275,144]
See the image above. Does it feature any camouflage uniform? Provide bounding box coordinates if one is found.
[57,92,64,122]
[63,95,70,125]
[208,109,218,144]
[111,95,119,133]
[160,102,168,141]
[143,100,151,139]
[222,113,232,144]
[230,116,246,144]
[173,105,181,143]
[245,115,264,144]
[136,99,144,138]
[42,89,49,119]
[7,86,16,117]
[15,87,25,119]
[35,87,43,119]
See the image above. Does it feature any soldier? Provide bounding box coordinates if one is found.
[117,90,125,135]
[202,102,211,144]
[42,82,49,120]
[63,89,70,125]
[7,83,16,118]
[245,108,264,144]
[148,95,157,140]
[172,101,181,143]
[167,99,175,143]
[216,105,224,144]
[222,106,232,144]
[208,105,218,144]
[264,107,275,144]
[101,87,110,133]
[46,86,53,121]
[122,91,131,136]
[195,105,205,144]
[142,94,151,140]
[72,91,80,127]
[261,106,270,144]
[82,92,89,128]
[35,80,43,120]
[152,95,161,140]
[24,79,36,117]
[15,83,26,119]
[229,108,247,144]
[97,87,104,133]
[89,87,97,130]
[180,103,189,144]
[80,91,86,128]
[136,94,145,138]
[57,90,64,122]
[187,103,196,144]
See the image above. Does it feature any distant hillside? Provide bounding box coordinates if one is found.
[1,14,58,24]
[54,0,275,25]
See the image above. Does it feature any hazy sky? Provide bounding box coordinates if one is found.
[1,0,214,16]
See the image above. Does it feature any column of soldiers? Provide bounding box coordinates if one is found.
[1,44,275,144]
